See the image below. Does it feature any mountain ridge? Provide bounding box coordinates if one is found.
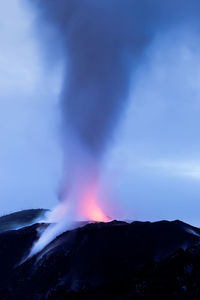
[0,216,200,299]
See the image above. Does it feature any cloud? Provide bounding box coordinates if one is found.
[144,159,200,180]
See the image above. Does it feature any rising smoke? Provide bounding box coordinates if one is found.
[27,0,200,256]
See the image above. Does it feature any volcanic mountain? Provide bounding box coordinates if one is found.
[0,211,200,299]
[0,209,48,233]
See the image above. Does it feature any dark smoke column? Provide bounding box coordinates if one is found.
[28,0,200,205]
[29,0,153,211]
[27,0,200,255]
[31,0,151,156]
[27,0,149,257]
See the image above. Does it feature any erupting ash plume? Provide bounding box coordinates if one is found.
[27,0,200,256]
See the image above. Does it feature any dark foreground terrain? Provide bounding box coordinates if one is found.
[0,212,200,299]
[0,209,48,233]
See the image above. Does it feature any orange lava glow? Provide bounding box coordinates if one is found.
[79,184,110,222]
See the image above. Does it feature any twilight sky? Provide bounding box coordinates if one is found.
[1,0,200,226]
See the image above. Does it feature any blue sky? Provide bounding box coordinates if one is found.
[0,0,62,214]
[1,0,200,226]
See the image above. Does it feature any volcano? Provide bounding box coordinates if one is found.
[0,211,200,299]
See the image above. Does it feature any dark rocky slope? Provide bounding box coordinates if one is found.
[0,219,200,299]
[0,209,48,233]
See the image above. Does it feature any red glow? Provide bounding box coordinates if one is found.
[79,184,110,222]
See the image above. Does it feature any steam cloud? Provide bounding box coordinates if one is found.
[29,0,200,157]
[27,0,200,256]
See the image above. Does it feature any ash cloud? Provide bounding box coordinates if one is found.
[26,0,200,254]
[28,0,200,158]
[29,0,154,157]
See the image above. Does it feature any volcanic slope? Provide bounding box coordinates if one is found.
[0,209,48,233]
[0,219,200,299]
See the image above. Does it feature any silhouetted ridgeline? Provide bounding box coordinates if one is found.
[0,209,48,232]
[0,216,200,299]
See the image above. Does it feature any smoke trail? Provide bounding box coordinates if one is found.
[26,0,200,255]
[29,0,200,156]
[29,1,154,155]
